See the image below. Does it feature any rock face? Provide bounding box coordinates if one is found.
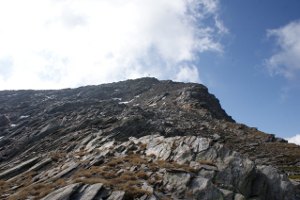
[0,77,299,199]
[0,115,9,127]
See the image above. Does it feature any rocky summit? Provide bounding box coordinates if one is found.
[0,77,300,200]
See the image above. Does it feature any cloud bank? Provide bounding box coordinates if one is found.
[266,20,300,80]
[0,0,225,90]
[287,134,300,145]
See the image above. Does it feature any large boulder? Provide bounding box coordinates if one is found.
[251,165,298,200]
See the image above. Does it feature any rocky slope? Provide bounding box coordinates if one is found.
[0,77,299,200]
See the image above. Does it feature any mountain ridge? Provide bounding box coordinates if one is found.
[0,77,299,200]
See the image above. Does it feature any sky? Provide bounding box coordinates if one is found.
[0,0,300,143]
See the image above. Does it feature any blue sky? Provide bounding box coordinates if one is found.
[0,0,299,142]
[197,0,300,140]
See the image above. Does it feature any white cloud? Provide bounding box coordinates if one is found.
[0,0,225,90]
[175,65,200,83]
[287,134,300,145]
[266,20,300,80]
[0,57,13,80]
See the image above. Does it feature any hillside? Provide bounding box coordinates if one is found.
[0,77,299,200]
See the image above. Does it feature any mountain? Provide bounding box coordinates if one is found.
[0,77,299,200]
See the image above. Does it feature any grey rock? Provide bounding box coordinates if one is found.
[145,135,172,160]
[0,115,10,127]
[141,182,154,194]
[198,168,216,179]
[41,183,82,200]
[85,135,104,152]
[52,162,79,180]
[143,135,211,164]
[207,145,255,197]
[107,190,125,200]
[130,166,137,172]
[234,193,245,200]
[212,134,221,141]
[220,189,234,200]
[254,165,298,200]
[37,121,60,138]
[147,195,159,200]
[90,155,105,166]
[163,171,192,194]
[0,157,39,179]
[190,137,211,153]
[28,158,52,171]
[78,183,103,200]
[190,176,223,200]
[173,142,193,164]
[275,137,287,143]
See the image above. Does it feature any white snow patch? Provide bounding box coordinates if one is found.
[119,99,134,104]
[149,103,157,107]
[20,115,30,119]
[112,98,122,101]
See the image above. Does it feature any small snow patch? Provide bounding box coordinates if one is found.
[112,98,122,101]
[20,115,29,119]
[119,99,133,104]
[45,95,55,99]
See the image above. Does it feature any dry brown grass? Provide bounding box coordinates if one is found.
[0,180,6,186]
[3,171,66,200]
[136,170,148,180]
[101,171,118,179]
[0,179,11,196]
[72,160,149,197]
[122,154,148,165]
[74,177,109,185]
[154,160,197,173]
[74,168,93,178]
[106,158,124,167]
[119,171,138,181]
[74,174,144,197]
[8,183,55,200]
[123,186,151,199]
[75,165,121,179]
[50,151,67,162]
[288,175,300,180]
[148,164,158,172]
[55,178,66,187]
[197,160,216,166]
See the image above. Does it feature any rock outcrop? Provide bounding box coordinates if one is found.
[0,77,299,199]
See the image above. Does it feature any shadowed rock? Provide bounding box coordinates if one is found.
[0,157,39,179]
